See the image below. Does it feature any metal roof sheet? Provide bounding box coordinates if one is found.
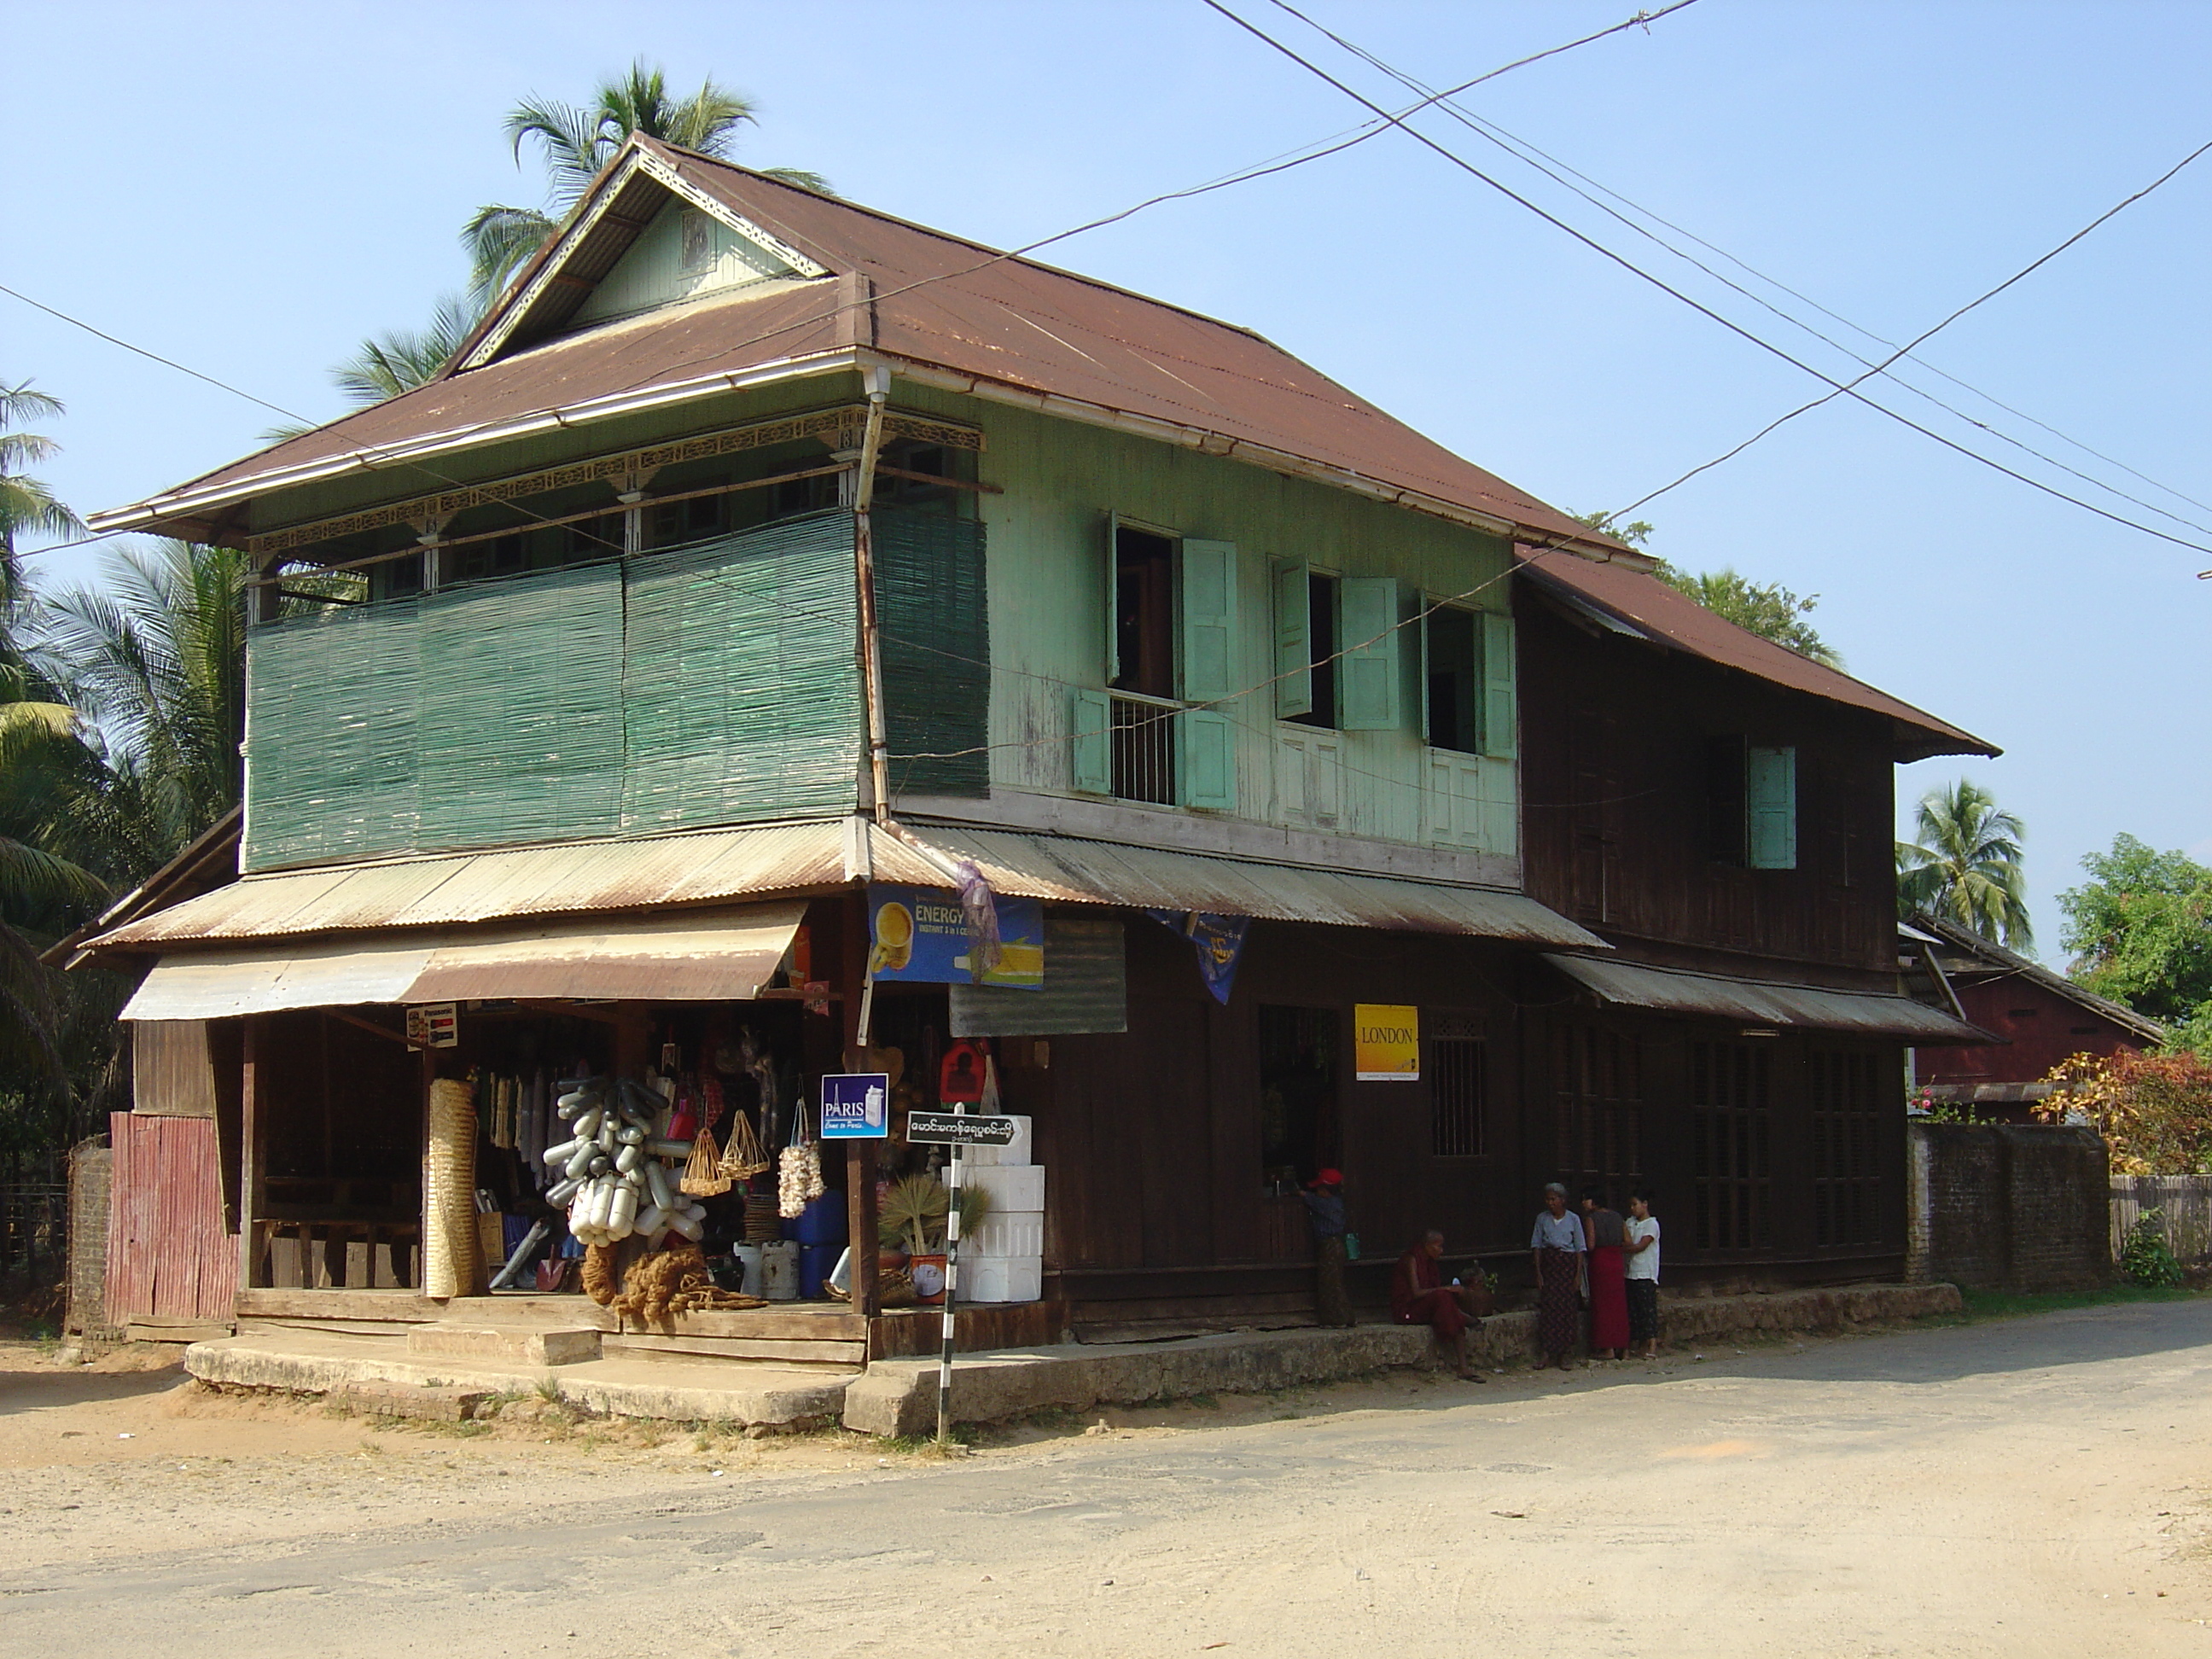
[100,137,1622,557]
[1519,552,1995,761]
[1543,953,1993,1042]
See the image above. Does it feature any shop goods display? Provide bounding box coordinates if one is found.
[544,1077,709,1249]
[717,1106,770,1180]
[579,1240,767,1318]
[681,1125,732,1197]
[424,1077,478,1299]
[777,1103,826,1218]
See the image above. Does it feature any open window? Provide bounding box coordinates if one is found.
[1277,565,1340,728]
[1707,736,1796,869]
[1259,1004,1339,1190]
[1274,563,1400,731]
[1423,605,1516,757]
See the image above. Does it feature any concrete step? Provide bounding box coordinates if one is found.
[405,1324,602,1365]
[431,1295,615,1331]
[605,1333,866,1370]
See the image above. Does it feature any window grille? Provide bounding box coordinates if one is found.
[1809,1048,1883,1248]
[1691,1040,1772,1250]
[1110,696,1177,804]
[1430,1037,1487,1156]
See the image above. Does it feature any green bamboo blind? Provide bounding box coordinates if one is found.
[876,509,990,798]
[242,510,883,871]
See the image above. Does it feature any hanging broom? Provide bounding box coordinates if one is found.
[681,1121,732,1197]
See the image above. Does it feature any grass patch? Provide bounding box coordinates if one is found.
[879,1426,979,1453]
[1952,1284,2203,1323]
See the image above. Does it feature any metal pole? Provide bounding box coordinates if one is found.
[937,1105,966,1445]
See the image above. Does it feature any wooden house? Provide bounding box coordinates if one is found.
[77,136,1992,1352]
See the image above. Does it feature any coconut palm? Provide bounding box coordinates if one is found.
[463,61,830,300]
[1897,779,2033,950]
[1,379,85,597]
[323,294,482,412]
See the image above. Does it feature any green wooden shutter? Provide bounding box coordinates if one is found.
[1179,538,1237,702]
[1481,610,1517,758]
[1338,577,1400,731]
[1179,708,1237,811]
[1103,511,1121,684]
[1070,689,1111,795]
[1747,744,1797,869]
[1274,561,1313,719]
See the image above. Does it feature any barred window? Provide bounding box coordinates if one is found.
[1430,1038,1487,1156]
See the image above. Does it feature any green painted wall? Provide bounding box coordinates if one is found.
[891,385,1518,858]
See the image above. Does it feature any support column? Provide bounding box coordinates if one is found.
[841,891,882,1318]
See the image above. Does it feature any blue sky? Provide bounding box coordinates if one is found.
[7,1,2209,951]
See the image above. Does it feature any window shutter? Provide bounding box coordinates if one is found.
[1481,610,1516,758]
[1747,744,1797,869]
[1337,577,1400,731]
[1274,560,1313,719]
[1179,708,1237,811]
[1179,539,1237,702]
[1070,689,1111,795]
[1102,512,1121,684]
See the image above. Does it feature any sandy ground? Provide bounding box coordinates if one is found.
[3,1301,2211,1656]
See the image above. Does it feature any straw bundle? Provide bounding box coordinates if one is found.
[422,1077,478,1299]
[681,1124,732,1197]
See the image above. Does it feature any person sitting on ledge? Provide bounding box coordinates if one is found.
[1390,1229,1489,1382]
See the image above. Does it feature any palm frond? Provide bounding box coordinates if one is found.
[463,204,561,303]
[505,96,609,208]
[0,380,67,427]
[760,166,835,196]
[329,294,483,405]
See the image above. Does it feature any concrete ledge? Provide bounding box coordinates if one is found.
[405,1324,603,1366]
[842,1283,1965,1436]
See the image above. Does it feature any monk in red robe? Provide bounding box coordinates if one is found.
[1391,1231,1489,1381]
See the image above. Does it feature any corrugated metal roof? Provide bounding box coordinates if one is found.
[1519,552,1995,761]
[1543,953,1993,1042]
[98,137,1623,557]
[1905,910,2165,1044]
[924,829,1604,947]
[121,903,806,1020]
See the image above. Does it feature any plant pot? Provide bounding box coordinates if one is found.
[909,1252,947,1303]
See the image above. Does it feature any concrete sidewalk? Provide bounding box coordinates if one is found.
[184,1282,1961,1434]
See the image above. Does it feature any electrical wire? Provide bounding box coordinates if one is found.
[1266,0,2212,541]
[1205,0,2212,559]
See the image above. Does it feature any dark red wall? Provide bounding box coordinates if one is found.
[1918,979,2149,1088]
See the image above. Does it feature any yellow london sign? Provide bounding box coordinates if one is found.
[1354,1004,1420,1081]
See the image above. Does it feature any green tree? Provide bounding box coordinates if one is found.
[2057,834,2212,1029]
[1571,510,1842,668]
[1896,779,2033,951]
[325,295,481,414]
[1,379,85,588]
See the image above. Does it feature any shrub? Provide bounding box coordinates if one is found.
[2121,1210,2184,1289]
[2038,1049,2212,1174]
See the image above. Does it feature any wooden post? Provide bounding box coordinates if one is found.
[237,1016,263,1292]
[841,892,882,1318]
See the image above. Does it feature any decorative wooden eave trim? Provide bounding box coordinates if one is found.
[457,146,831,374]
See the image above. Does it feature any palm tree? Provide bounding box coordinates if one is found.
[1897,779,2033,950]
[464,61,830,300]
[1,379,85,597]
[324,294,483,412]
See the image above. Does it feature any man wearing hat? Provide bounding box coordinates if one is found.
[1300,1168,1353,1328]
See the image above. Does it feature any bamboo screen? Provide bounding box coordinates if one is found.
[242,510,878,872]
[876,509,989,799]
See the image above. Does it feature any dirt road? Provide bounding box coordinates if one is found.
[3,1298,2209,1656]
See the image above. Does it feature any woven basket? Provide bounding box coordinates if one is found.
[422,1077,478,1299]
[681,1124,732,1197]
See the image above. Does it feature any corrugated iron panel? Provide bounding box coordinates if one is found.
[917,828,1604,946]
[120,903,806,1017]
[405,904,804,1003]
[951,913,1128,1036]
[1543,954,1992,1041]
[92,820,856,949]
[105,1112,235,1325]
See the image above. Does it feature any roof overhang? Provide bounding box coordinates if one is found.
[1544,953,1997,1044]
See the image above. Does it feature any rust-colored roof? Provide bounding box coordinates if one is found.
[96,137,1621,554]
[1518,547,1997,761]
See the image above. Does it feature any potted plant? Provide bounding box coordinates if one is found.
[878,1173,992,1304]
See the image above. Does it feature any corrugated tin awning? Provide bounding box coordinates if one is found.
[920,829,1603,947]
[1542,954,1994,1042]
[120,903,805,1021]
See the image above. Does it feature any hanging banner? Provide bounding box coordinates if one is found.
[868,883,1044,989]
[818,1073,892,1139]
[1149,909,1250,1005]
[1354,1004,1420,1081]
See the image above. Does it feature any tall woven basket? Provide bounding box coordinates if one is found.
[423,1077,478,1299]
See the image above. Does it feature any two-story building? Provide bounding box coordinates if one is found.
[79,136,1991,1352]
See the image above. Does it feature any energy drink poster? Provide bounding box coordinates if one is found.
[867,883,1045,989]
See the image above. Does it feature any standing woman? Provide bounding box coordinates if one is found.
[1530,1183,1586,1370]
[1580,1186,1630,1361]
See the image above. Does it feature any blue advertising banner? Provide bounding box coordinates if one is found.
[1148,909,1252,1005]
[819,1073,892,1139]
[868,883,1044,989]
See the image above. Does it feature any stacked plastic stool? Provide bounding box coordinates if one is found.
[961,1115,1044,1302]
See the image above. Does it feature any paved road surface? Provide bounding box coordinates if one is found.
[5,1300,2211,1656]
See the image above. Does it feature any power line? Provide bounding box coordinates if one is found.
[0,281,311,424]
[1207,0,2212,559]
[1266,0,2212,540]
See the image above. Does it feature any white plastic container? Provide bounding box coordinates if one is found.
[969,1163,1044,1211]
[964,1115,1033,1167]
[759,1240,800,1301]
[734,1243,765,1296]
[968,1208,1045,1260]
[961,1254,1042,1303]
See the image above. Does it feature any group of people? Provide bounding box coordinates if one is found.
[1300,1168,1662,1375]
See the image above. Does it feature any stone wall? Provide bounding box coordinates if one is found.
[1906,1121,2110,1292]
[66,1139,116,1339]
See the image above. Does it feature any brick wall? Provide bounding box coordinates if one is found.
[1906,1122,2110,1292]
[66,1139,117,1338]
